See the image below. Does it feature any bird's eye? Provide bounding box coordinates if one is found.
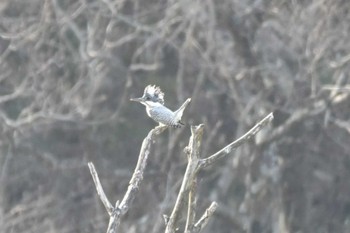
[145,96,150,100]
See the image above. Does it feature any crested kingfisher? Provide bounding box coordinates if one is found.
[130,85,191,128]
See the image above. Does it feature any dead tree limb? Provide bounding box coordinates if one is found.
[184,177,198,233]
[165,124,205,233]
[88,163,114,215]
[165,112,274,233]
[199,112,274,169]
[90,113,273,233]
[193,202,218,233]
[88,125,167,233]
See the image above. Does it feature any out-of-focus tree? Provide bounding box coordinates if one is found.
[1,0,350,233]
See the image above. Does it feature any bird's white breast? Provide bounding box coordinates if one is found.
[145,101,164,117]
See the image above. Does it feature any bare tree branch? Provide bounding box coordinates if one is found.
[88,162,114,215]
[199,112,274,169]
[165,124,204,233]
[184,178,197,233]
[193,202,218,233]
[89,125,167,233]
[165,112,274,233]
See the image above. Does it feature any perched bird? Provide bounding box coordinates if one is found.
[130,85,191,128]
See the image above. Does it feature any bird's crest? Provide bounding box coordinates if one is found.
[143,85,165,105]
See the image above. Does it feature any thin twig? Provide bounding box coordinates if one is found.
[88,162,114,215]
[185,177,197,233]
[193,202,218,233]
[199,112,274,169]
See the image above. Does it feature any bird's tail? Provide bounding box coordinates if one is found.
[174,98,191,122]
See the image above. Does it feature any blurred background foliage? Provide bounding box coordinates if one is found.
[1,0,350,232]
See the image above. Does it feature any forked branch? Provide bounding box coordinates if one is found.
[89,112,274,233]
[165,112,274,233]
[88,125,167,233]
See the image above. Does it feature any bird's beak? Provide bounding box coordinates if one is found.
[130,97,144,102]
